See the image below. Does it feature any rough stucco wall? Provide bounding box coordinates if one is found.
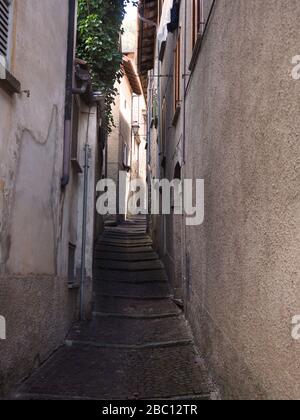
[0,0,79,396]
[185,0,300,400]
[0,276,78,396]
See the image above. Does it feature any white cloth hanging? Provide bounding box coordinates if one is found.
[157,0,174,49]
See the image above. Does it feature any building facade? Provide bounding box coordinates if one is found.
[138,0,300,399]
[0,0,103,396]
[107,52,147,221]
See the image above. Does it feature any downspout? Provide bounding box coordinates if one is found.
[182,0,188,309]
[62,0,77,188]
[80,108,91,321]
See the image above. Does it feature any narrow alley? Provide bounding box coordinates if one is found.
[13,217,213,400]
[2,0,300,402]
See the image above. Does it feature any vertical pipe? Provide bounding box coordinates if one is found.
[80,107,91,321]
[62,0,77,188]
[182,0,188,310]
[80,143,91,320]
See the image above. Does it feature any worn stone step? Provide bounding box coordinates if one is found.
[16,345,212,400]
[99,242,153,249]
[102,232,150,239]
[67,315,191,347]
[95,245,154,254]
[95,260,164,272]
[94,269,168,283]
[99,237,153,245]
[94,251,159,262]
[94,296,182,316]
[95,281,170,298]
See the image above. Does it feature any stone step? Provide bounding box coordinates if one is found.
[102,232,150,239]
[94,281,170,298]
[94,269,168,283]
[94,251,159,262]
[95,259,164,272]
[67,315,191,347]
[16,345,212,400]
[94,296,182,316]
[98,238,153,246]
[95,245,154,254]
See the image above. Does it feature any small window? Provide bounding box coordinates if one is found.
[0,0,12,64]
[192,0,204,50]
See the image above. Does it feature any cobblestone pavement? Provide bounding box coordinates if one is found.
[14,217,213,400]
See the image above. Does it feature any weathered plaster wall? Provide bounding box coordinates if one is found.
[0,0,79,396]
[184,0,300,400]
[147,0,300,399]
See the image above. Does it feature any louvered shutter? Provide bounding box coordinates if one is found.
[0,0,11,59]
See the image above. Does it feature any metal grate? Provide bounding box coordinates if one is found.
[0,0,11,59]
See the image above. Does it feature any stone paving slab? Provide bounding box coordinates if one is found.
[16,344,211,400]
[67,315,191,346]
[95,259,164,271]
[94,296,181,316]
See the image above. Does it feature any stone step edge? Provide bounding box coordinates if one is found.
[92,312,182,320]
[97,294,173,301]
[94,278,168,285]
[65,339,193,351]
[94,267,165,273]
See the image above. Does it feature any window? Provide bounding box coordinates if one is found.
[0,0,12,64]
[192,0,204,50]
[174,30,181,112]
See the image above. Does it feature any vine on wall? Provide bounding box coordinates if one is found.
[77,0,137,132]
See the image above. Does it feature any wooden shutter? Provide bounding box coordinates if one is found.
[0,0,11,59]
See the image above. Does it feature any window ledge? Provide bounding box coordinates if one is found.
[0,66,21,95]
[172,105,181,127]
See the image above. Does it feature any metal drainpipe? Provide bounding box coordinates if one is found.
[182,0,188,310]
[80,108,91,321]
[62,0,77,188]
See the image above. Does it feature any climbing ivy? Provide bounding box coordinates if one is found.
[77,0,137,132]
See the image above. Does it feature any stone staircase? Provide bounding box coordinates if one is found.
[14,216,213,400]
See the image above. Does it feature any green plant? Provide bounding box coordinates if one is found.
[77,0,137,132]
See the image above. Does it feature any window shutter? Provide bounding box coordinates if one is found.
[0,0,11,59]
